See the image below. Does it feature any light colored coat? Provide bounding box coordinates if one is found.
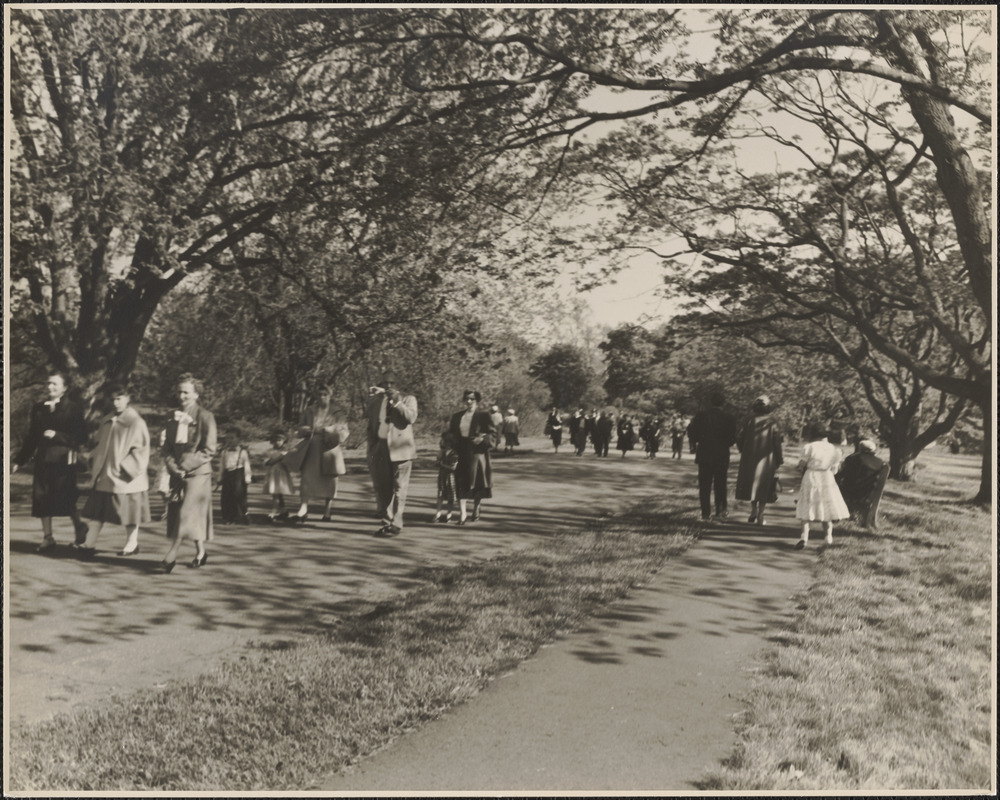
[90,405,151,494]
[367,392,418,463]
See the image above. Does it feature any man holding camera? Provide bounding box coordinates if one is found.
[366,371,418,537]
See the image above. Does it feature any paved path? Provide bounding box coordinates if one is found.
[6,437,815,792]
[317,500,810,792]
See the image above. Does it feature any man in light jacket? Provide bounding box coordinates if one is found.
[366,371,418,537]
[79,384,152,557]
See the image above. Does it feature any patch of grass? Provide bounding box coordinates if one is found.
[8,498,698,792]
[698,488,993,791]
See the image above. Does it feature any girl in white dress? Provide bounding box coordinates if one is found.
[795,423,850,548]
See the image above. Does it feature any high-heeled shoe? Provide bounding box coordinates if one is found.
[471,508,481,522]
[159,560,175,574]
[190,553,208,568]
[292,512,308,524]
[455,515,468,525]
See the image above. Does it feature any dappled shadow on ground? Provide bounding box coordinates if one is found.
[6,439,710,721]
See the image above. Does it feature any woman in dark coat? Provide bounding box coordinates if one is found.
[449,389,498,524]
[13,372,89,551]
[159,374,217,572]
[617,414,637,458]
[735,395,784,525]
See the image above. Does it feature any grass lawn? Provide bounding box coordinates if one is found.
[699,475,993,791]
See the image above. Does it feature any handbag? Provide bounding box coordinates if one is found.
[320,445,346,477]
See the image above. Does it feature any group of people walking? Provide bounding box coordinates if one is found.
[687,392,884,547]
[11,370,507,565]
[14,372,889,563]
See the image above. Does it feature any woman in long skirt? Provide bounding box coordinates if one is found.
[449,389,498,524]
[159,374,217,572]
[290,386,348,522]
[12,372,89,551]
[735,395,784,525]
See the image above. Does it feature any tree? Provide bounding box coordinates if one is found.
[7,8,547,412]
[378,8,992,500]
[528,344,597,410]
[599,325,658,403]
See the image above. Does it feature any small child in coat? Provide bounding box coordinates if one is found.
[263,430,294,521]
[431,430,460,523]
[218,430,252,524]
[795,422,850,548]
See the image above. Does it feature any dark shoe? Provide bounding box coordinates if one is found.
[36,539,57,553]
[387,525,402,537]
[77,547,97,560]
[321,514,333,522]
[74,521,89,545]
[118,545,140,557]
[374,525,393,538]
[471,508,481,522]
[795,539,806,550]
[292,512,308,524]
[455,516,467,526]
[431,513,444,524]
[159,560,176,574]
[189,552,207,568]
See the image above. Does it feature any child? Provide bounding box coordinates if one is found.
[431,429,459,523]
[154,427,171,520]
[263,430,294,521]
[218,430,252,524]
[795,422,850,549]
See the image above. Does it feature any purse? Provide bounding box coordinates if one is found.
[320,445,346,477]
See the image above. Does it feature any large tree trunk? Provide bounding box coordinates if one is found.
[975,399,991,505]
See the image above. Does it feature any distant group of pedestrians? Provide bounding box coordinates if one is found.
[544,407,675,460]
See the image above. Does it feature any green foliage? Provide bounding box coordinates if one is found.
[528,343,598,410]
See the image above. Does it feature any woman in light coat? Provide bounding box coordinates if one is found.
[79,384,151,557]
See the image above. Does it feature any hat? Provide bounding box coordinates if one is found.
[858,439,878,454]
[752,395,772,414]
[507,408,515,415]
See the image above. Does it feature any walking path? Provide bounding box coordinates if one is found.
[317,504,810,792]
[6,437,814,792]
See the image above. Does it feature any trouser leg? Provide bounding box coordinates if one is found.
[387,460,412,529]
[713,462,729,515]
[697,462,713,518]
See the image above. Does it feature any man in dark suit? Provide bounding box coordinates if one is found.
[595,411,614,457]
[366,371,418,537]
[687,392,738,521]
